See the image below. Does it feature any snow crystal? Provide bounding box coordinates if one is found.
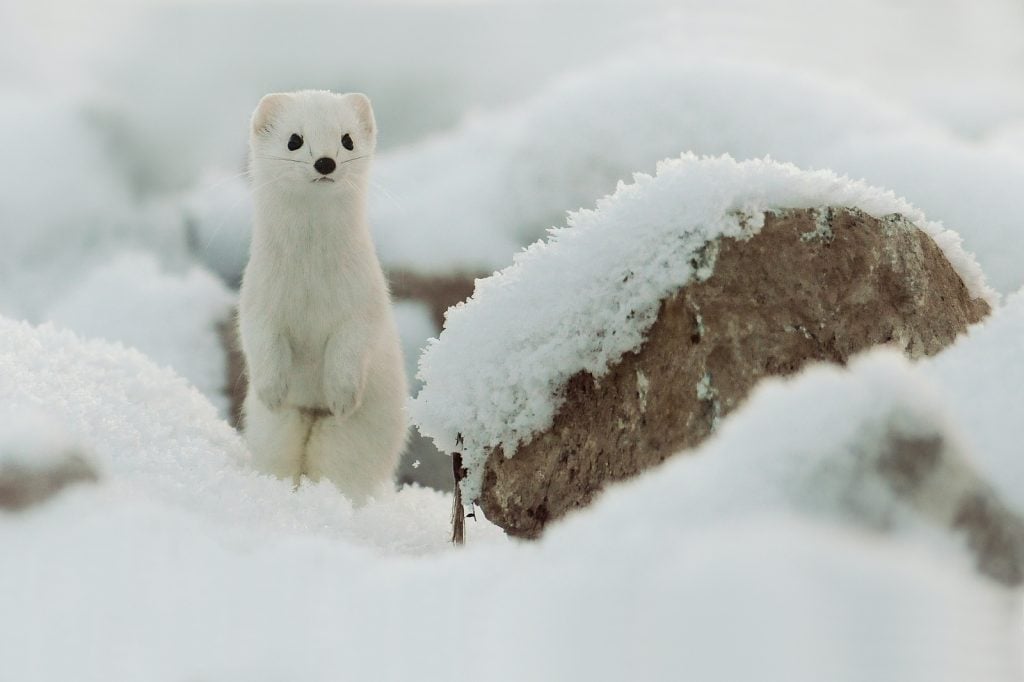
[410,154,993,500]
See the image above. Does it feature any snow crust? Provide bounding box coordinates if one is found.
[410,155,993,498]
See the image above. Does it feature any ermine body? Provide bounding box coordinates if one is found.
[239,90,406,503]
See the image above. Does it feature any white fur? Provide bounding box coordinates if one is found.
[239,90,407,503]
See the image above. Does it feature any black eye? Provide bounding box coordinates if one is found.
[288,134,303,151]
[341,133,354,151]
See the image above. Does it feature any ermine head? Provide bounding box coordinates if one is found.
[249,90,376,195]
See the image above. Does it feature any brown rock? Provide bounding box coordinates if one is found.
[478,207,990,538]
[874,429,1024,587]
[387,269,482,330]
[0,451,98,511]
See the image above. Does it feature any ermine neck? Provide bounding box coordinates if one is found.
[253,181,371,248]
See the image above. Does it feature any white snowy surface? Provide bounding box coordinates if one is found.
[44,251,236,413]
[1,328,1021,680]
[3,499,1017,682]
[409,155,993,498]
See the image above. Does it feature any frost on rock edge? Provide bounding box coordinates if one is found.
[409,154,994,501]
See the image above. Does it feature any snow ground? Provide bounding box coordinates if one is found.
[1,316,1022,680]
[0,316,503,555]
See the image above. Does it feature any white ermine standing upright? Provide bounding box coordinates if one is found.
[239,90,406,503]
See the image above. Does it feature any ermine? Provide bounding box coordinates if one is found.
[238,90,406,503]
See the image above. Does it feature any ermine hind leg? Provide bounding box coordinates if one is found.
[243,394,311,486]
[304,407,404,505]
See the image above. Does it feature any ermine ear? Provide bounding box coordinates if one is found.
[344,93,376,140]
[251,93,289,136]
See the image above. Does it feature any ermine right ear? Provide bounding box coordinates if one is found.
[252,93,289,136]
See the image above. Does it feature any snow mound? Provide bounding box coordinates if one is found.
[372,54,1024,293]
[0,94,193,320]
[0,316,504,554]
[410,155,992,497]
[45,251,236,413]
[3,497,1015,681]
[371,57,914,274]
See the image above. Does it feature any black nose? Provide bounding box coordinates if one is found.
[314,157,336,175]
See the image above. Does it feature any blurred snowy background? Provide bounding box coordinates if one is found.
[3,0,1024,678]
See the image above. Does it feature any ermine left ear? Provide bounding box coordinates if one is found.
[252,93,289,136]
[344,93,376,140]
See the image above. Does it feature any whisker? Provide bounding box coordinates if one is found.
[254,155,309,165]
[190,168,253,195]
[368,178,404,210]
[338,154,372,166]
[198,169,288,257]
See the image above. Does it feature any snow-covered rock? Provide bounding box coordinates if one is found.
[410,155,993,507]
[474,206,990,536]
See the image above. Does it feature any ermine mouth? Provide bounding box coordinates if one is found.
[313,177,336,183]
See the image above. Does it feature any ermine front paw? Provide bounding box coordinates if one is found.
[325,382,363,418]
[256,378,289,411]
